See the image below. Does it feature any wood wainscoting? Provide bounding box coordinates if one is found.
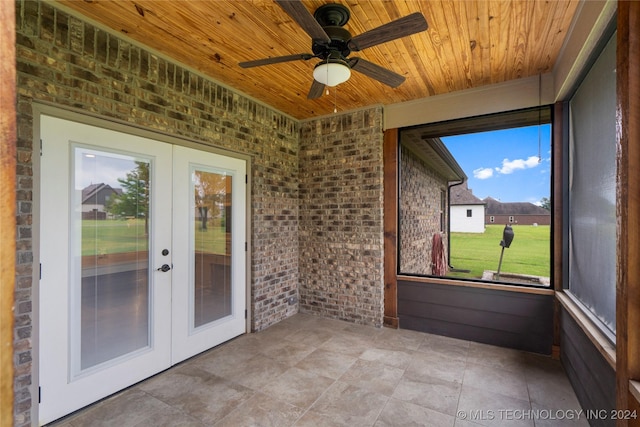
[397,277,554,355]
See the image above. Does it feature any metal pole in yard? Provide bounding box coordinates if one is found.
[496,225,514,280]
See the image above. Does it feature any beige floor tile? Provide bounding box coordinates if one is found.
[215,392,305,427]
[225,353,291,390]
[294,409,369,427]
[466,341,529,372]
[65,389,204,427]
[309,381,389,426]
[291,313,350,332]
[258,340,317,365]
[283,327,336,347]
[253,319,302,341]
[359,346,416,369]
[374,327,427,351]
[259,366,335,408]
[129,409,206,427]
[295,348,358,380]
[319,330,379,358]
[418,333,471,363]
[463,361,530,401]
[530,403,590,427]
[522,355,583,411]
[392,374,462,416]
[137,365,254,424]
[457,384,533,427]
[44,314,587,427]
[375,398,456,427]
[342,322,386,338]
[192,343,257,379]
[454,418,487,427]
[136,363,215,398]
[338,359,405,396]
[406,349,467,384]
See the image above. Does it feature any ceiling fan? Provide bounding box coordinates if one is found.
[239,1,428,99]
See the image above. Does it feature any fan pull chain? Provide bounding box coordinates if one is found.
[538,73,542,163]
[326,58,330,96]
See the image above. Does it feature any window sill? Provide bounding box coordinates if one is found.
[397,274,555,296]
[556,291,616,369]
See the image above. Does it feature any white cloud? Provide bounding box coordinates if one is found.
[495,156,540,174]
[473,167,494,179]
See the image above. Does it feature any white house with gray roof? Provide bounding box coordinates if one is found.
[450,182,486,233]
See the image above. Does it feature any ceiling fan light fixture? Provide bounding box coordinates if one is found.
[313,59,351,87]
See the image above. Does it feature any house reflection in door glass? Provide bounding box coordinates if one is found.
[76,148,151,370]
[192,170,232,328]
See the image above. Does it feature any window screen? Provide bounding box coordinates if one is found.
[398,108,551,286]
[568,32,617,338]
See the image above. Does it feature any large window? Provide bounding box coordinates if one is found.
[567,31,617,341]
[398,107,552,288]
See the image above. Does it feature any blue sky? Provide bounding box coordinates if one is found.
[441,124,551,204]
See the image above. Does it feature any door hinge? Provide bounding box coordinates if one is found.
[40,139,43,156]
[244,309,247,319]
[245,242,247,252]
[39,386,41,403]
[245,174,248,184]
[39,263,42,280]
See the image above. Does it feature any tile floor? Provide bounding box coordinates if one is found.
[49,313,588,427]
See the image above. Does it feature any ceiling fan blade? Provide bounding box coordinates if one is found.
[275,0,331,43]
[349,57,406,88]
[349,12,428,51]
[307,79,325,99]
[239,53,313,68]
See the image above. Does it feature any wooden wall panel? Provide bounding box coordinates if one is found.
[398,279,554,354]
[383,128,398,328]
[0,0,16,425]
[616,1,640,422]
[561,307,616,427]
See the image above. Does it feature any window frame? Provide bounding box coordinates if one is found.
[396,106,553,289]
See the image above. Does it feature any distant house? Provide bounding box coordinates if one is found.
[81,183,121,220]
[450,182,486,233]
[483,197,551,225]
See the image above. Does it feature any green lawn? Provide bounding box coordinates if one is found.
[83,220,549,279]
[448,224,550,279]
[81,219,227,256]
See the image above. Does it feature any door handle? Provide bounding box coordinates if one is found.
[157,264,171,272]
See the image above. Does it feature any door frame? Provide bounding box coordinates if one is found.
[32,103,253,424]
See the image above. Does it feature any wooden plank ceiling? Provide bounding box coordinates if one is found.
[57,0,580,120]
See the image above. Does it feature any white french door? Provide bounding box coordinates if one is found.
[171,146,246,362]
[39,115,246,425]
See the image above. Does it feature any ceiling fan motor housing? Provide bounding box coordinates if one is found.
[312,26,352,60]
[311,4,353,60]
[313,4,350,27]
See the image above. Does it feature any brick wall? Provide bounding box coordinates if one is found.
[399,144,448,275]
[298,109,385,327]
[14,1,299,424]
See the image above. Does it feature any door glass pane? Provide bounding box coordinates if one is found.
[192,168,232,328]
[73,147,151,371]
